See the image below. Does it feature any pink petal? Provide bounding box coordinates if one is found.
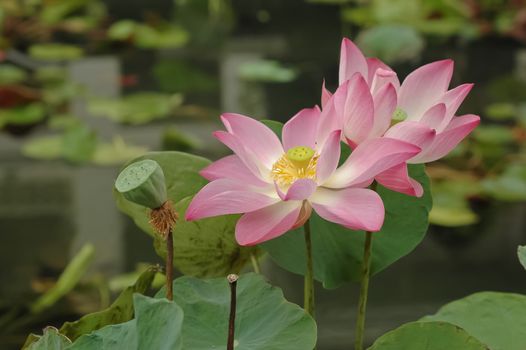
[439,83,474,127]
[370,68,399,96]
[200,155,268,187]
[321,80,333,109]
[282,106,320,151]
[398,60,454,120]
[235,201,302,246]
[366,57,399,89]
[316,130,342,184]
[317,82,348,147]
[221,113,283,168]
[375,163,424,197]
[342,74,375,145]
[310,187,385,231]
[185,179,277,221]
[275,179,317,201]
[412,114,480,163]
[213,131,266,179]
[370,82,397,137]
[384,121,436,150]
[419,103,447,130]
[325,137,421,188]
[339,38,368,85]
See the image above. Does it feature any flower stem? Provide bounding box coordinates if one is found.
[166,230,174,301]
[227,274,239,350]
[354,230,373,350]
[250,252,261,274]
[303,219,315,318]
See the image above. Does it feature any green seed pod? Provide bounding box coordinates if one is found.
[115,159,167,209]
[392,107,408,122]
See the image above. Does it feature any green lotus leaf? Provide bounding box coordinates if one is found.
[421,292,526,350]
[155,273,317,350]
[369,321,489,350]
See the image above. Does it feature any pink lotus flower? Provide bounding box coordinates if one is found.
[185,111,421,246]
[322,38,480,197]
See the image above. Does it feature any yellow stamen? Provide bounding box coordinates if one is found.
[271,146,318,187]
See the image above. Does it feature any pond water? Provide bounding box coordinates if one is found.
[1,1,526,349]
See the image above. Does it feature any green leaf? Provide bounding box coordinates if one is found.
[429,180,480,227]
[263,164,432,288]
[0,64,28,85]
[485,103,517,121]
[26,327,71,350]
[22,136,63,160]
[238,60,298,83]
[31,244,95,313]
[59,267,157,341]
[29,44,84,61]
[482,164,526,201]
[88,93,183,125]
[261,119,283,136]
[155,273,317,349]
[0,103,46,126]
[356,25,424,64]
[107,20,137,40]
[153,60,218,94]
[92,137,148,166]
[472,125,514,145]
[61,126,97,164]
[114,151,210,238]
[369,321,489,350]
[518,246,526,271]
[68,294,183,350]
[421,292,526,350]
[153,196,256,278]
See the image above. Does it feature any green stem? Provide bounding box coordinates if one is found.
[166,230,174,301]
[303,219,315,318]
[250,252,261,274]
[354,231,373,350]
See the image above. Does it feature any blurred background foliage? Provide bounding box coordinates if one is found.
[1,0,526,349]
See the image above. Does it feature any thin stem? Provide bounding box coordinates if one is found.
[354,231,373,350]
[166,230,174,301]
[250,252,261,274]
[227,274,238,350]
[303,219,315,318]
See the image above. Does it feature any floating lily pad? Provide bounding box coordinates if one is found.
[421,292,526,350]
[357,25,424,63]
[29,44,84,61]
[22,135,63,160]
[369,321,489,350]
[0,103,46,126]
[88,93,183,125]
[155,273,317,350]
[482,164,526,201]
[238,60,298,83]
[0,64,28,85]
[92,137,148,166]
[61,126,97,163]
